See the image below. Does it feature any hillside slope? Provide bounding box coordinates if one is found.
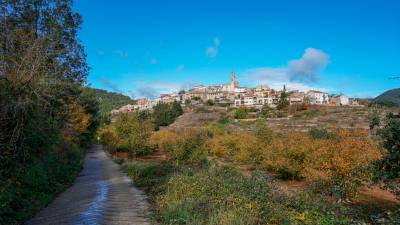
[374,88,400,106]
[84,87,135,114]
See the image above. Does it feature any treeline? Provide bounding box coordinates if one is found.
[0,1,98,224]
[84,87,136,115]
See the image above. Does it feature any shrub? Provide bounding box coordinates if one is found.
[154,166,356,225]
[369,111,381,130]
[304,129,381,198]
[153,101,183,130]
[113,112,154,157]
[0,146,84,224]
[217,112,231,124]
[261,130,381,198]
[374,113,400,198]
[262,132,312,180]
[206,99,215,106]
[96,125,119,153]
[206,132,263,164]
[260,104,274,118]
[156,166,276,225]
[150,129,208,164]
[123,161,177,194]
[234,106,248,119]
[308,128,331,139]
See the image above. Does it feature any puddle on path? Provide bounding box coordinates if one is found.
[78,180,109,225]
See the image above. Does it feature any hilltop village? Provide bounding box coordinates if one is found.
[113,72,360,114]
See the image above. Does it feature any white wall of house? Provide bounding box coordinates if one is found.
[333,95,349,106]
[307,91,329,104]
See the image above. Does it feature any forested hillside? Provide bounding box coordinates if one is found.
[84,88,136,114]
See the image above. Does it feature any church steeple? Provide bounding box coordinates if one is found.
[230,71,237,88]
[230,71,235,83]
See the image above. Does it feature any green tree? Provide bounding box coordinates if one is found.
[277,91,290,110]
[171,101,183,117]
[375,113,400,198]
[113,112,154,157]
[369,110,380,130]
[153,102,183,130]
[1,0,90,170]
[0,0,97,223]
[153,103,175,129]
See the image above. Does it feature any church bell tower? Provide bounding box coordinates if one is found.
[230,71,237,89]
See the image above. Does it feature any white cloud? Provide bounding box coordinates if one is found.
[99,77,123,93]
[206,47,218,58]
[243,67,327,92]
[136,87,158,99]
[206,37,220,59]
[242,48,330,92]
[133,80,196,99]
[112,49,128,58]
[176,64,185,73]
[288,48,329,82]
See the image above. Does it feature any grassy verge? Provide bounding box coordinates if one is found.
[123,161,362,225]
[0,147,85,225]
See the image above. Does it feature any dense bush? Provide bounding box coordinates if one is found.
[153,101,183,130]
[102,112,154,157]
[374,113,400,198]
[205,126,381,199]
[0,146,84,224]
[124,163,358,225]
[123,161,178,195]
[206,132,263,164]
[265,130,380,198]
[150,129,208,164]
[206,99,215,105]
[234,106,248,119]
[308,128,331,139]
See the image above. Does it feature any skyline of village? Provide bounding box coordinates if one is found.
[74,1,400,99]
[112,72,359,114]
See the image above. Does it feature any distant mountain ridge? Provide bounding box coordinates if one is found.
[374,88,400,106]
[84,88,136,114]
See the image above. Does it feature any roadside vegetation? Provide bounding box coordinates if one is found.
[0,1,100,224]
[99,102,400,224]
[97,101,183,157]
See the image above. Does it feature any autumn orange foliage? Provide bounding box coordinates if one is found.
[62,103,89,142]
[206,128,381,198]
[149,124,380,198]
[150,128,208,163]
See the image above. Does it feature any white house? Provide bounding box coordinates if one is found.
[243,94,257,106]
[332,94,349,106]
[306,91,329,105]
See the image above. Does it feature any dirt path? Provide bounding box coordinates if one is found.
[26,145,151,225]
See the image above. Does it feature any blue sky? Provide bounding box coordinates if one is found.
[74,0,400,98]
